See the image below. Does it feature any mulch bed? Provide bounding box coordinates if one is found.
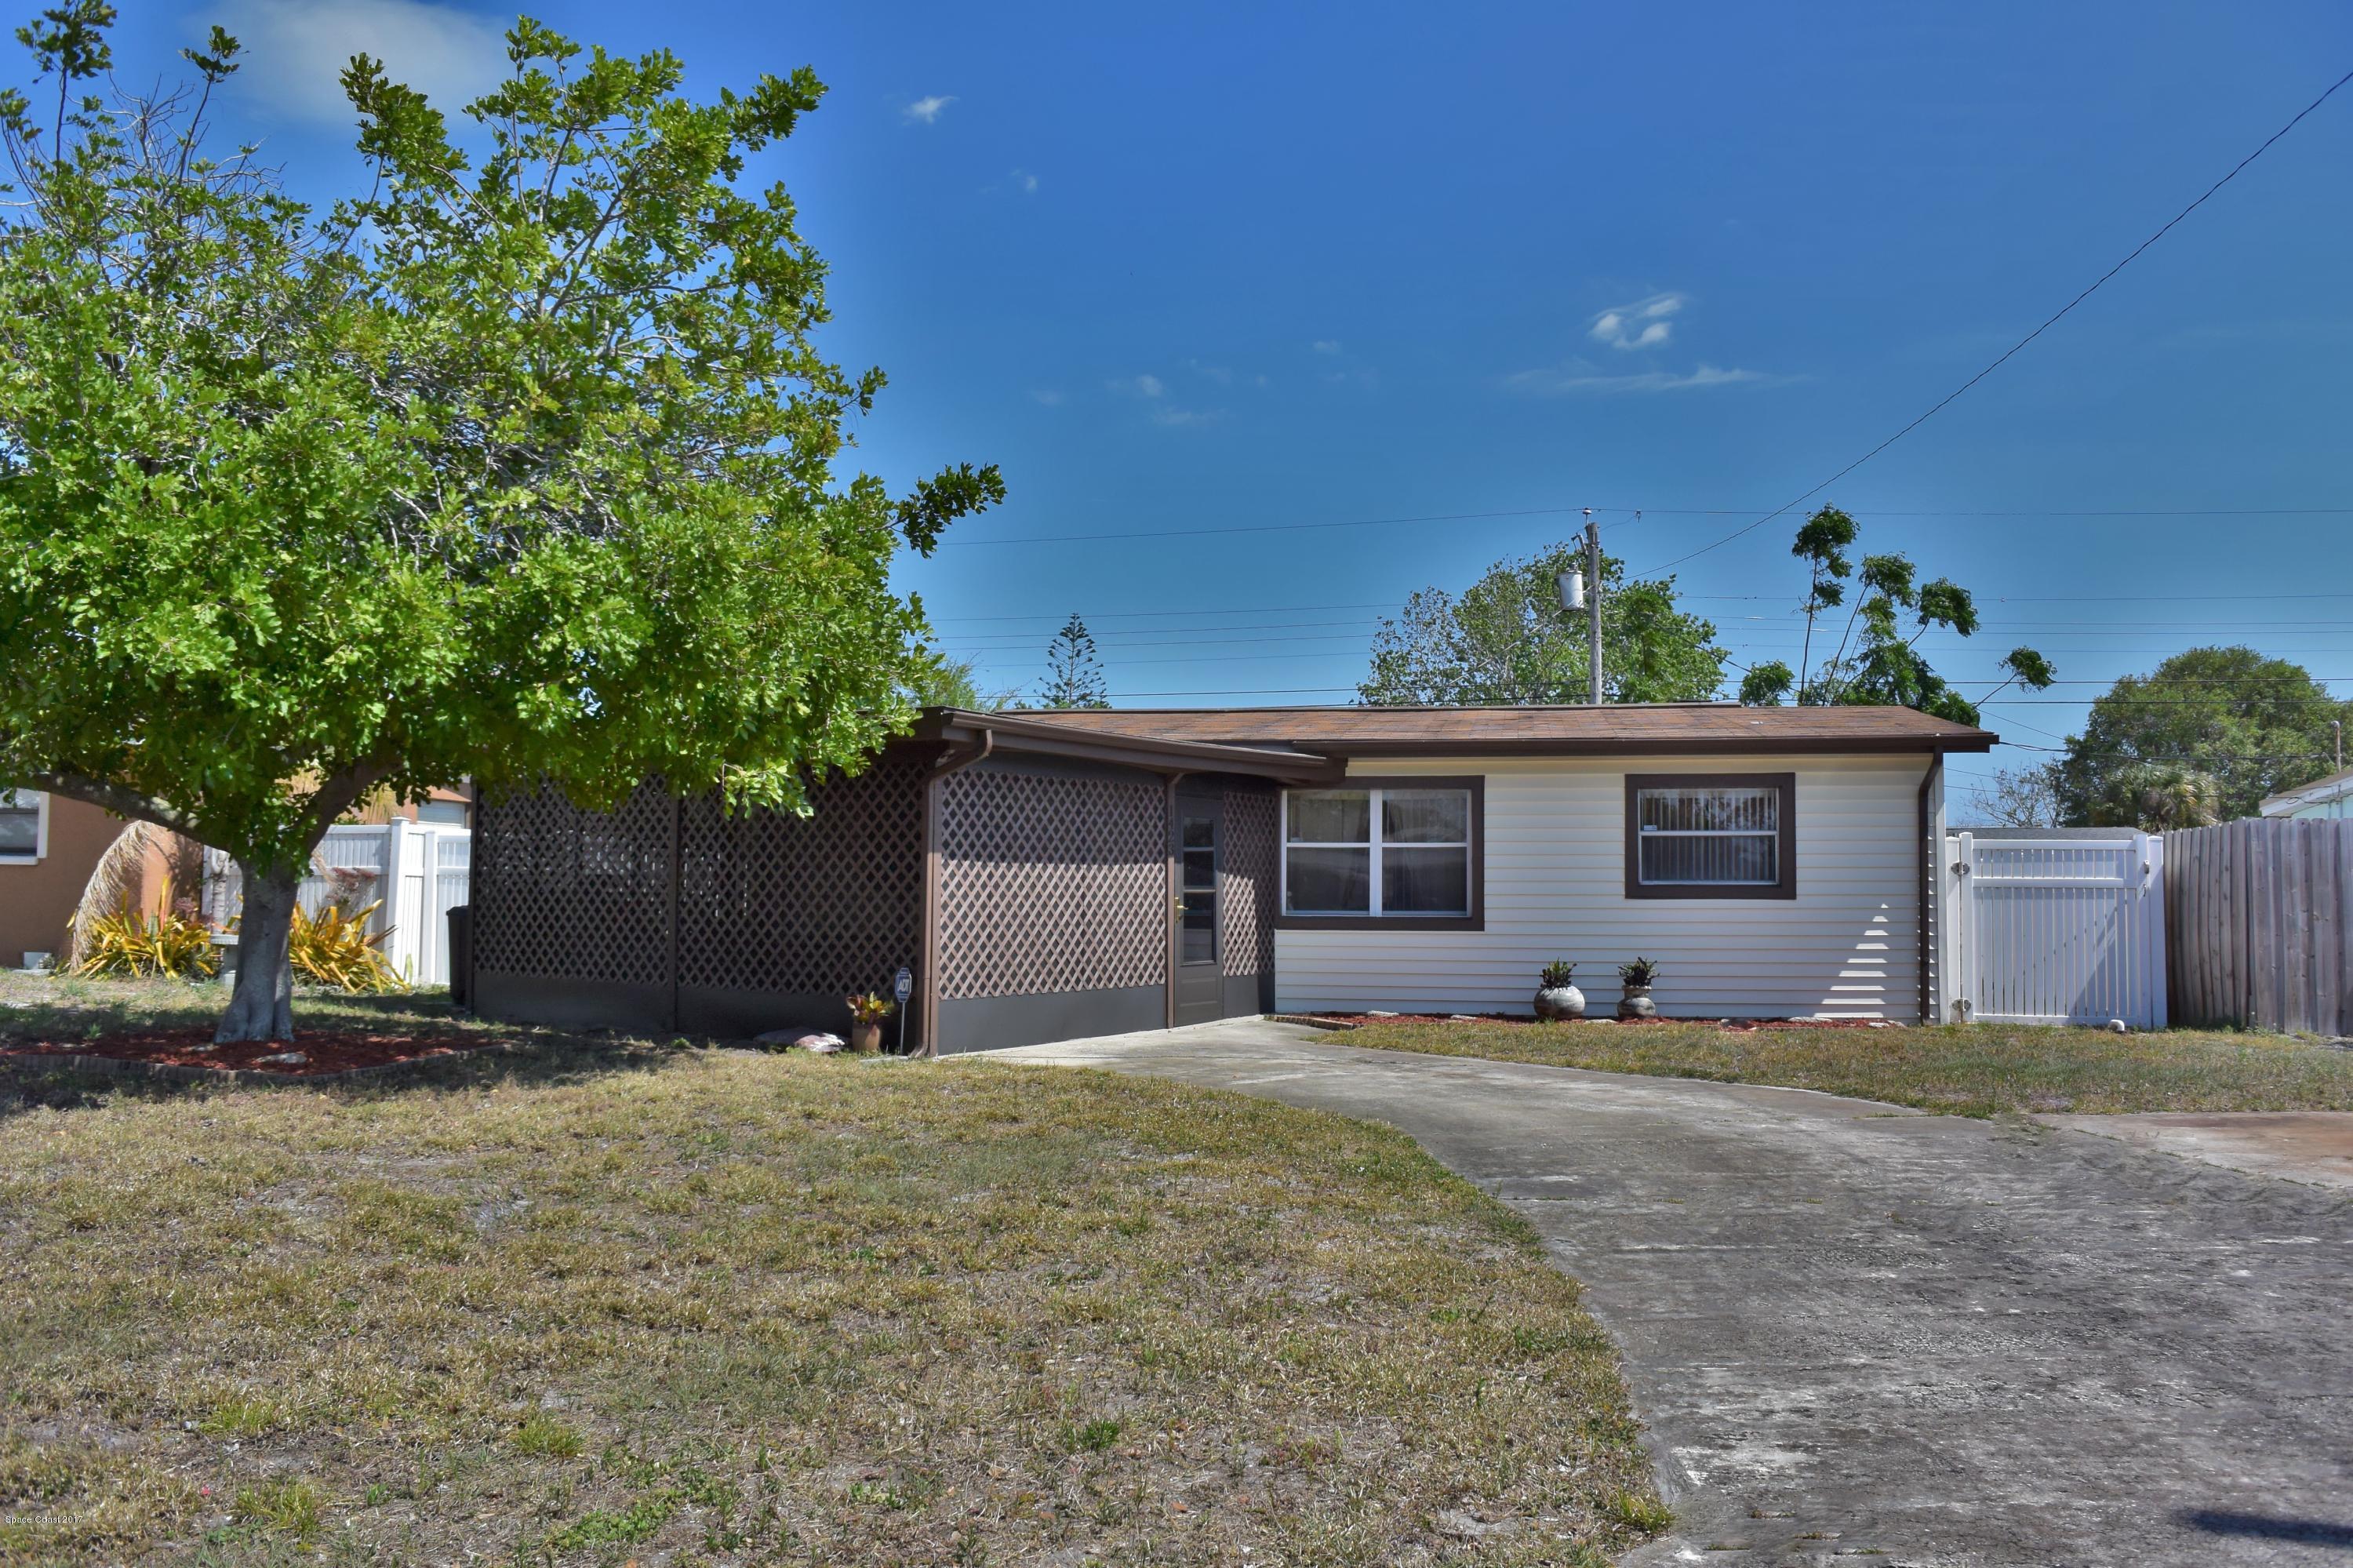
[1294,1012,1899,1031]
[0,1028,485,1081]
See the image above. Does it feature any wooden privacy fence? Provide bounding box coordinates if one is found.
[2165,817,2351,1035]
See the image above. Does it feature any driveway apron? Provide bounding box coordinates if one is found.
[995,1021,2353,1567]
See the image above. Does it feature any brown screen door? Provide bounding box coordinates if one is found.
[1172,795,1223,1026]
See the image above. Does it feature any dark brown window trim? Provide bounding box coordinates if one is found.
[1275,775,1486,932]
[1623,772,1797,901]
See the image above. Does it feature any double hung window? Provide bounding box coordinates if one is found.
[1624,773,1795,899]
[0,790,44,864]
[1283,785,1474,919]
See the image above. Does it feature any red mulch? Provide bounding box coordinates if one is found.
[0,1028,478,1076]
[1304,1012,1896,1031]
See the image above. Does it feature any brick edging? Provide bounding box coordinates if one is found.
[1266,1013,1360,1032]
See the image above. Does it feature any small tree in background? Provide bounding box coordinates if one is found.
[907,654,1020,711]
[1360,544,1725,705]
[0,11,1002,1039]
[1037,615,1111,709]
[1964,763,2064,828]
[1737,505,2053,724]
[2083,762,2224,832]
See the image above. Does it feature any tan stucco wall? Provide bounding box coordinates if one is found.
[1,795,125,968]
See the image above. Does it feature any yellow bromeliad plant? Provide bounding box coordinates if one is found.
[288,900,406,994]
[69,877,219,980]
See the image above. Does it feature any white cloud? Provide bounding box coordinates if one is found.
[1011,168,1038,194]
[210,0,507,124]
[1311,340,1342,355]
[1588,292,1686,351]
[1109,373,1164,398]
[1507,362,1784,395]
[1030,388,1064,406]
[903,94,955,125]
[1186,358,1233,384]
[1151,405,1225,428]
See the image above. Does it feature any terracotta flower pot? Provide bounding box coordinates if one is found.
[850,1022,883,1054]
[1533,984,1585,1021]
[1616,986,1657,1021]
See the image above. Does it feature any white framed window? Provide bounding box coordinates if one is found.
[1624,773,1795,900]
[1282,784,1475,919]
[0,789,48,864]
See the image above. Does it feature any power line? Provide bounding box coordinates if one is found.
[1635,64,2353,576]
[936,503,2353,549]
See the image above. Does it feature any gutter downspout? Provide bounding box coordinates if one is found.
[918,728,993,1057]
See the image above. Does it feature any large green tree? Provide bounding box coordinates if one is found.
[0,9,1001,1039]
[1737,505,2053,724]
[2054,648,2351,824]
[1359,544,1725,705]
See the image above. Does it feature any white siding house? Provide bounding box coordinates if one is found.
[1002,703,1988,1028]
[2260,766,2352,821]
[1275,753,1941,1020]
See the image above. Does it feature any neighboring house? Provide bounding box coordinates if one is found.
[467,704,1989,1051]
[2259,766,2352,821]
[0,791,191,970]
[0,784,472,970]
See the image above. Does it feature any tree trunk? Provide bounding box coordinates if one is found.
[217,860,298,1043]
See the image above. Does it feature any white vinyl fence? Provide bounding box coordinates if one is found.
[1941,830,2167,1028]
[202,820,471,987]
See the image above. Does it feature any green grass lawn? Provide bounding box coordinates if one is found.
[0,974,1662,1566]
[1335,1015,2353,1118]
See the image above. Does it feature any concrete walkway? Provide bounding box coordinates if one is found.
[995,1020,2353,1566]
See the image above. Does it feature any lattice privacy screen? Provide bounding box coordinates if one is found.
[1219,784,1278,978]
[678,758,925,998]
[475,764,923,999]
[473,781,675,985]
[939,769,1169,1000]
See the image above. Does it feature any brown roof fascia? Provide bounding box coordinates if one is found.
[1307,734,1996,758]
[913,709,1345,784]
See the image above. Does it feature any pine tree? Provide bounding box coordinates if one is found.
[1038,615,1111,709]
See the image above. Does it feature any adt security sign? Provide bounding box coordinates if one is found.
[893,966,914,1054]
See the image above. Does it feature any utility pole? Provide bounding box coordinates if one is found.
[1584,508,1603,705]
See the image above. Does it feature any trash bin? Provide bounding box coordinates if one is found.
[446,905,471,1008]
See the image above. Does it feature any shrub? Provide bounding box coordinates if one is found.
[846,992,896,1025]
[1539,959,1576,988]
[1617,957,1660,989]
[69,879,217,980]
[289,899,406,993]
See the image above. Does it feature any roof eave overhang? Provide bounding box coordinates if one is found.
[1234,735,1998,759]
[912,710,1345,784]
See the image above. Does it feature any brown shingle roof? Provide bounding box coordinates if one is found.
[999,703,1995,756]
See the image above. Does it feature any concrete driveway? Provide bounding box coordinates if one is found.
[995,1020,2353,1566]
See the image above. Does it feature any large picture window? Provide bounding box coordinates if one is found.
[0,789,45,864]
[1624,773,1795,900]
[1282,780,1479,924]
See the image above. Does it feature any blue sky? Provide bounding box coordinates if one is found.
[98,0,2353,801]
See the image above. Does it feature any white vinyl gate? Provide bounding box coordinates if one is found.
[1943,831,2167,1028]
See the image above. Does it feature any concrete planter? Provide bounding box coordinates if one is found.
[1617,985,1657,1021]
[849,1022,884,1054]
[1533,984,1586,1021]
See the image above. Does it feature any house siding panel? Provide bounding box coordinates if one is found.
[1275,754,1932,1020]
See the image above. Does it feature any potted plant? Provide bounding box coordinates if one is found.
[1616,958,1659,1020]
[1533,959,1584,1021]
[845,992,895,1054]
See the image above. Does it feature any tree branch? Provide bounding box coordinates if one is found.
[16,769,206,839]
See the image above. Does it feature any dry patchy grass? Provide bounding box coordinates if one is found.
[0,977,1659,1566]
[1338,1017,2353,1118]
